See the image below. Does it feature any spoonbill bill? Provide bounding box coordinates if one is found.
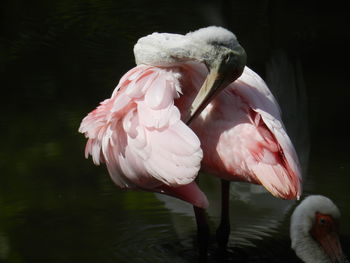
[290,195,346,263]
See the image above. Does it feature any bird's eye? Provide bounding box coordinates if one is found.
[319,218,326,224]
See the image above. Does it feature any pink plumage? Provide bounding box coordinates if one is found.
[79,65,208,208]
[79,60,301,208]
[188,65,301,199]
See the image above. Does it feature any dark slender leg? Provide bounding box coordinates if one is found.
[193,206,210,262]
[216,179,231,249]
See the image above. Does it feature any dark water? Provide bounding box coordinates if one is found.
[1,1,349,262]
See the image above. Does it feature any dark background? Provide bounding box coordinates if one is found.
[1,0,349,262]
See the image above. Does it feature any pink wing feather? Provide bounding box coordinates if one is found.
[188,65,301,200]
[79,61,301,205]
[79,65,208,208]
[235,67,301,198]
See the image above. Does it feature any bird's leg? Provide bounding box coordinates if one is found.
[193,205,210,262]
[216,179,231,249]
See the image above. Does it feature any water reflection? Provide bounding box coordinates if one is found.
[1,0,349,262]
[158,178,292,248]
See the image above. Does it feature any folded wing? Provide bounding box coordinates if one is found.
[79,65,207,206]
[191,66,302,199]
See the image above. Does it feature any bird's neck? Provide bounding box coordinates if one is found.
[292,225,332,263]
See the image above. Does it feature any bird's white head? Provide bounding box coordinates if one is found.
[133,26,245,69]
[290,195,346,263]
[186,26,238,51]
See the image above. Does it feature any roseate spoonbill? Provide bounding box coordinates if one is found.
[290,195,346,263]
[79,26,245,206]
[79,26,301,252]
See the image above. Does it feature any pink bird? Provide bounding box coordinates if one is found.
[79,26,301,252]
